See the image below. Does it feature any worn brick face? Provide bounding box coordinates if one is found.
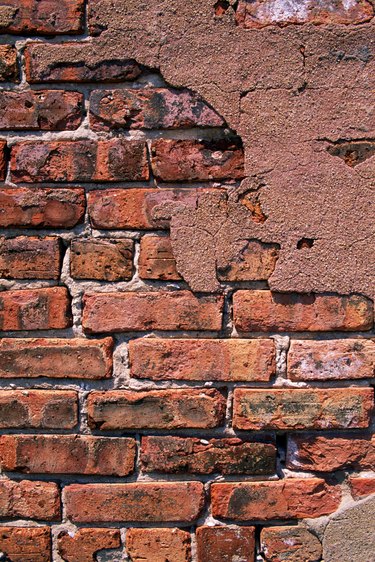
[0,527,51,562]
[0,45,18,81]
[0,140,6,181]
[70,238,134,281]
[0,236,61,279]
[57,528,121,562]
[0,0,85,34]
[260,526,322,562]
[196,526,255,562]
[349,477,375,499]
[138,234,181,280]
[0,479,60,520]
[126,528,191,562]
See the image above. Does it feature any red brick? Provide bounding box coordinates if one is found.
[286,434,375,471]
[129,338,275,381]
[0,479,60,520]
[141,436,276,475]
[349,477,375,499]
[233,388,373,430]
[57,528,121,562]
[288,339,375,381]
[151,138,244,181]
[71,238,134,281]
[0,187,85,228]
[11,140,148,183]
[260,526,322,562]
[235,0,374,28]
[90,87,224,131]
[0,527,50,562]
[218,240,280,281]
[0,140,6,180]
[25,43,141,83]
[64,482,205,523]
[0,435,136,476]
[0,337,113,379]
[233,291,373,332]
[82,291,223,333]
[0,90,83,130]
[0,0,84,34]
[0,287,72,331]
[0,45,18,82]
[126,528,191,562]
[0,236,61,279]
[0,390,77,429]
[87,188,219,230]
[196,526,255,562]
[211,479,341,521]
[87,389,226,430]
[139,234,181,280]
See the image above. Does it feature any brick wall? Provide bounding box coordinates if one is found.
[0,1,374,561]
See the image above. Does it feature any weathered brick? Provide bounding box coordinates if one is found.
[87,389,226,430]
[138,234,181,280]
[288,339,375,381]
[25,43,141,83]
[0,337,113,379]
[233,388,373,430]
[233,291,373,332]
[0,0,84,34]
[83,291,223,333]
[349,477,375,499]
[286,434,375,471]
[0,287,71,331]
[0,187,85,228]
[141,436,276,475]
[64,482,205,523]
[57,528,121,562]
[129,338,275,381]
[0,527,51,562]
[0,90,83,130]
[0,45,18,82]
[260,526,322,562]
[235,0,374,28]
[151,138,244,181]
[11,140,148,183]
[71,238,134,281]
[0,390,77,429]
[90,87,224,131]
[196,526,255,562]
[0,479,60,520]
[211,479,341,520]
[0,236,61,279]
[0,140,6,180]
[218,240,280,281]
[126,528,191,562]
[0,435,136,476]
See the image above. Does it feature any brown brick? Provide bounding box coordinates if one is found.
[211,479,341,521]
[0,435,136,476]
[0,337,113,379]
[0,90,83,130]
[0,287,71,331]
[11,140,148,183]
[233,388,373,430]
[218,240,280,281]
[126,528,191,562]
[236,0,374,28]
[233,291,373,332]
[138,235,181,280]
[151,138,244,181]
[288,339,375,381]
[349,477,375,499]
[0,390,77,429]
[90,87,224,131]
[83,291,223,333]
[87,389,226,430]
[0,140,6,180]
[0,527,51,562]
[0,479,60,520]
[260,526,322,562]
[25,43,141,83]
[71,238,134,281]
[0,236,61,279]
[0,45,18,82]
[286,434,375,471]
[0,0,84,34]
[196,526,255,562]
[129,338,275,381]
[141,436,276,475]
[64,482,205,523]
[57,528,121,562]
[0,187,85,228]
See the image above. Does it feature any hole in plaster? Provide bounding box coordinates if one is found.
[214,0,230,16]
[327,140,375,167]
[297,238,314,249]
[240,190,268,223]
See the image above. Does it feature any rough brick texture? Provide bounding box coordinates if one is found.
[126,528,191,562]
[0,45,18,81]
[70,238,134,281]
[57,528,121,562]
[0,527,51,562]
[0,236,61,279]
[196,526,255,562]
[349,477,375,499]
[0,479,60,520]
[260,527,322,562]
